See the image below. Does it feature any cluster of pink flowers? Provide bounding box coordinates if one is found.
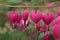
[8,9,30,31]
[7,3,60,40]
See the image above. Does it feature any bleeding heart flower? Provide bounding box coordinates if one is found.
[42,12,54,25]
[52,24,60,39]
[44,34,50,40]
[51,16,60,26]
[8,11,21,23]
[41,24,48,32]
[26,20,30,27]
[34,24,41,31]
[20,19,30,29]
[57,6,60,16]
[30,10,42,24]
[45,2,53,8]
[20,19,25,29]
[23,9,28,21]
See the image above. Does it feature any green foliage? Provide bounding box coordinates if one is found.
[50,34,55,40]
[0,30,25,40]
[38,32,44,40]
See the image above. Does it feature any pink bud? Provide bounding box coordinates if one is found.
[34,24,41,31]
[41,24,47,32]
[8,11,21,23]
[42,12,54,25]
[44,34,50,40]
[45,2,53,7]
[52,24,60,39]
[23,9,28,21]
[30,10,42,24]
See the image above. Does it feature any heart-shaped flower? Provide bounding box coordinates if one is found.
[8,11,21,23]
[23,9,28,21]
[42,12,54,25]
[30,10,42,24]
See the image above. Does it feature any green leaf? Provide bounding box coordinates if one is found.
[50,34,55,40]
[38,32,44,40]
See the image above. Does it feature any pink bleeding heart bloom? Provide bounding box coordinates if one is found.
[51,16,60,26]
[20,19,30,29]
[34,24,41,31]
[26,20,30,27]
[44,34,50,40]
[42,12,54,25]
[30,10,42,24]
[57,6,60,16]
[45,2,53,8]
[20,19,25,29]
[52,24,60,39]
[23,9,28,21]
[8,11,21,23]
[41,24,47,32]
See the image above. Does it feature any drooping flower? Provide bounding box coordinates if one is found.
[44,34,50,40]
[30,10,42,24]
[52,24,60,39]
[23,9,28,21]
[8,11,21,23]
[42,12,54,25]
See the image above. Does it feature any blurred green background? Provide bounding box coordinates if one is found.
[0,0,59,40]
